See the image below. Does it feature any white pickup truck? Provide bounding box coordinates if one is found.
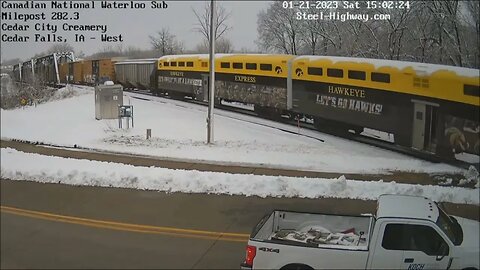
[241,194,479,270]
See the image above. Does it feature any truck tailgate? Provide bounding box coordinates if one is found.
[250,240,369,269]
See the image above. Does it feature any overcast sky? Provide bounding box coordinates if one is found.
[1,1,272,62]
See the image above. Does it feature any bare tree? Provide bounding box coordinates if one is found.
[149,28,184,56]
[299,19,321,55]
[123,46,157,58]
[46,43,75,54]
[427,1,465,66]
[383,8,413,60]
[406,1,438,63]
[32,43,75,59]
[216,37,233,53]
[236,47,261,54]
[257,1,302,54]
[192,2,232,42]
[88,46,122,59]
[255,0,479,67]
[195,37,233,53]
[1,58,21,66]
[75,51,86,59]
[459,0,479,67]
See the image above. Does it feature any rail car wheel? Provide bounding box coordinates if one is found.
[313,117,326,131]
[254,105,266,117]
[313,117,350,136]
[158,89,168,96]
[352,126,364,135]
[255,106,282,120]
[166,91,183,99]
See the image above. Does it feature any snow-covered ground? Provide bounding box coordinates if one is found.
[0,85,469,174]
[2,148,478,205]
[1,85,479,204]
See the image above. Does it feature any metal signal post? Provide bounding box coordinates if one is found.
[207,0,215,144]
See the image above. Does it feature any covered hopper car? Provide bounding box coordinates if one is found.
[114,59,158,90]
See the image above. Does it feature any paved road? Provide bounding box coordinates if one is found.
[1,179,478,269]
[1,139,469,186]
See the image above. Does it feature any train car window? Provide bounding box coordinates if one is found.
[171,62,177,67]
[414,77,429,88]
[348,70,366,80]
[179,62,185,67]
[308,67,323,76]
[422,79,429,88]
[201,62,208,68]
[233,62,243,69]
[260,64,272,71]
[187,62,194,67]
[327,68,343,78]
[164,62,169,67]
[246,63,257,70]
[372,72,390,83]
[464,84,480,97]
[221,62,230,68]
[413,78,421,87]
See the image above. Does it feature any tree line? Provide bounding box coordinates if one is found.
[3,1,478,69]
[257,0,479,68]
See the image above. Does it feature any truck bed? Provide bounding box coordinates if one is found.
[252,210,373,250]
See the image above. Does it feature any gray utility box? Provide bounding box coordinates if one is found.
[95,84,123,120]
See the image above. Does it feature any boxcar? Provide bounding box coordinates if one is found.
[70,61,83,83]
[12,64,22,82]
[58,62,69,84]
[21,60,35,84]
[82,60,93,84]
[97,58,116,83]
[80,58,118,85]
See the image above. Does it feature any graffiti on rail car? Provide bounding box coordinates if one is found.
[216,80,287,109]
[440,115,480,157]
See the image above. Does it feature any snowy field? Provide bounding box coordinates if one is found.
[1,85,479,204]
[0,85,469,174]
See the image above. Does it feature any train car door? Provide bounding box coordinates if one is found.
[412,100,439,152]
[68,63,74,83]
[202,74,209,102]
[92,60,100,84]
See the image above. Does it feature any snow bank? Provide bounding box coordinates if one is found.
[1,148,478,205]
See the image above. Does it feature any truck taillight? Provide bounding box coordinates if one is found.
[245,245,256,267]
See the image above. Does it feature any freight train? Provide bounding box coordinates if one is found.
[11,53,480,162]
[12,53,121,86]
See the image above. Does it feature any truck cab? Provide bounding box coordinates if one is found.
[368,195,477,270]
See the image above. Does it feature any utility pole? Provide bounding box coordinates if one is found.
[207,0,215,144]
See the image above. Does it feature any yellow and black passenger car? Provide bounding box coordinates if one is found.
[156,54,479,160]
